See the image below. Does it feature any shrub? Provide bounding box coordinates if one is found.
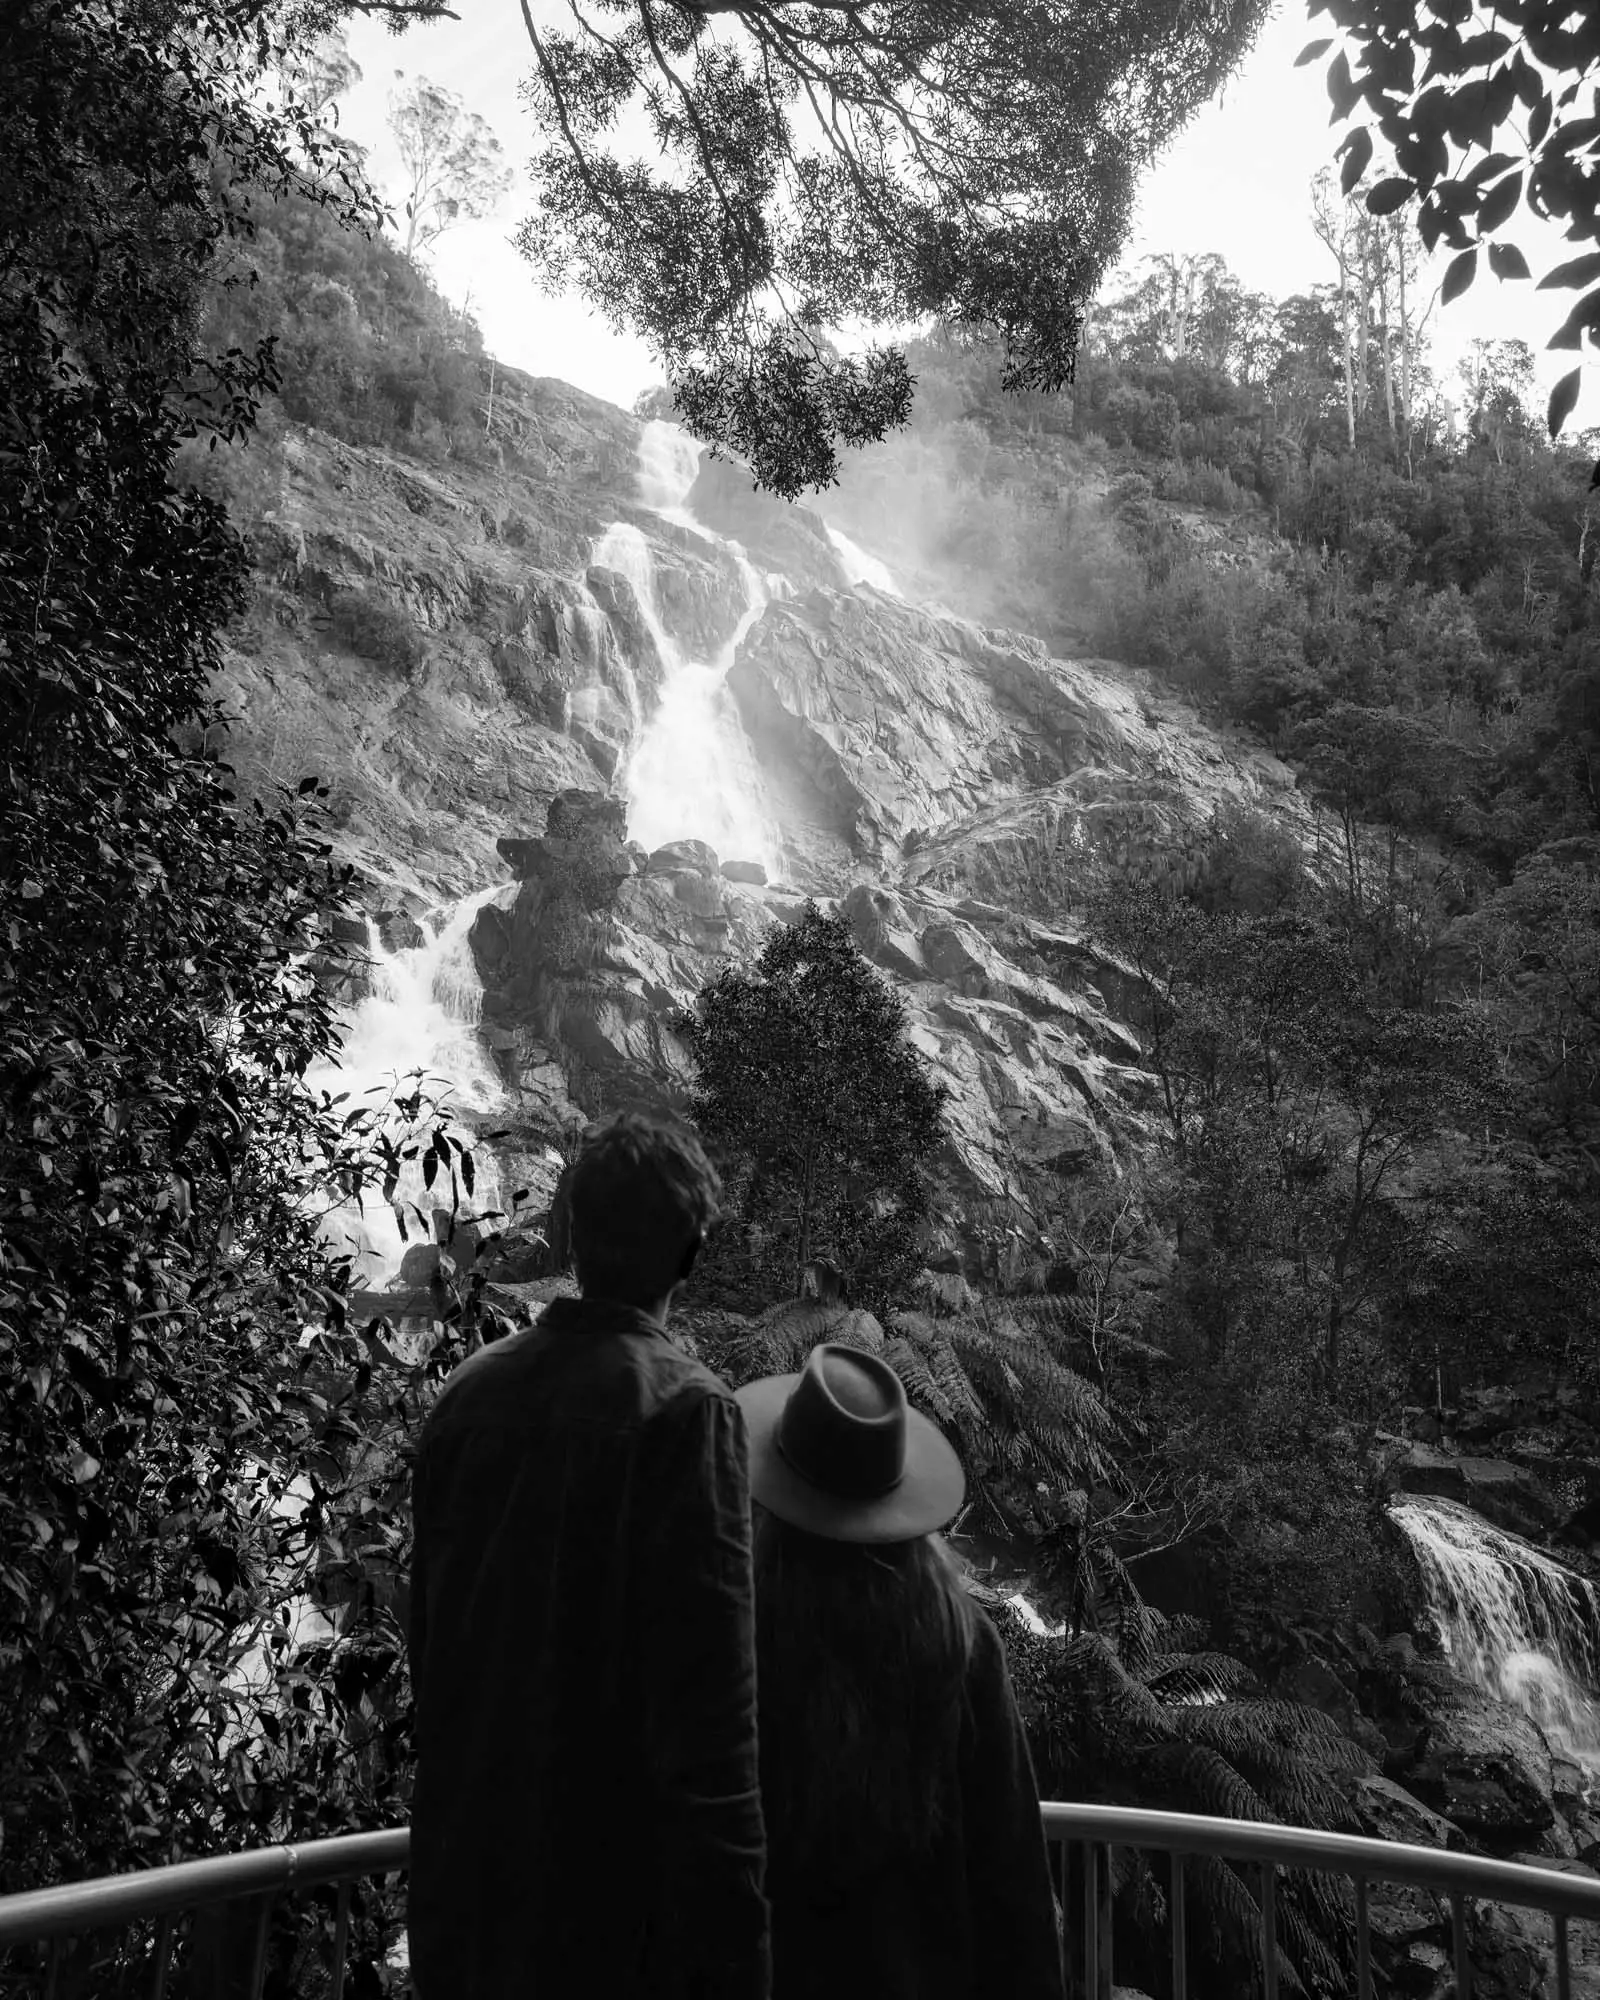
[327,586,426,674]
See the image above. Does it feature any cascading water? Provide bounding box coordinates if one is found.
[827,523,903,598]
[636,417,703,520]
[307,884,510,1289]
[592,421,780,874]
[1391,1494,1600,1772]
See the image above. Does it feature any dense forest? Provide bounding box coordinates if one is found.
[818,221,1600,1639]
[4,3,1600,1993]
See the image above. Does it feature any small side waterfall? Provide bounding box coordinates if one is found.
[308,884,510,1289]
[1391,1494,1600,1770]
[592,422,780,874]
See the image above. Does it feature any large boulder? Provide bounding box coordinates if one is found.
[1389,1441,1564,1538]
[648,838,719,877]
[546,788,628,843]
[1348,1772,1465,1851]
[1406,1697,1557,1846]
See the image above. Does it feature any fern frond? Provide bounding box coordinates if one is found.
[1138,1742,1283,1830]
[1054,1632,1172,1739]
[754,1298,851,1341]
[1185,1852,1309,1998]
[1281,1866,1358,1978]
[1146,1653,1255,1706]
[1151,1611,1209,1654]
[718,1299,885,1386]
[1171,1702,1369,1774]
[1277,1887,1352,1997]
[826,1308,885,1352]
[882,1336,946,1420]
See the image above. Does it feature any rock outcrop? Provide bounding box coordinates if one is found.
[1389,1440,1565,1540]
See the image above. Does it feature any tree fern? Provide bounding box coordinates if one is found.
[709,1298,885,1387]
[994,1595,1363,2000]
[1144,1651,1256,1706]
[1138,1740,1285,1828]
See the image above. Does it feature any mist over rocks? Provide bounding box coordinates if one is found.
[220,358,1320,1268]
[686,451,850,594]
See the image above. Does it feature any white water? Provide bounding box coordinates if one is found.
[827,523,903,598]
[594,421,780,875]
[1392,1494,1600,1771]
[1007,1591,1065,1638]
[637,417,703,521]
[308,885,510,1288]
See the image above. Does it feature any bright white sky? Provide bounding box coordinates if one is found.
[336,2,1599,430]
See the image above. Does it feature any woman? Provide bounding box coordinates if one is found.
[736,1342,1065,2000]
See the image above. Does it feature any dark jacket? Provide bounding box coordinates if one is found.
[763,1607,1064,2000]
[406,1297,771,2000]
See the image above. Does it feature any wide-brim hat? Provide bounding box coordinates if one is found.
[736,1343,965,1545]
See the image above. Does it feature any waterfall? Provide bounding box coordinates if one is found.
[827,523,903,598]
[637,417,703,518]
[591,422,780,875]
[1391,1494,1600,1771]
[307,884,510,1289]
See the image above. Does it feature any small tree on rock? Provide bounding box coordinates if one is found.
[387,76,512,260]
[686,902,948,1307]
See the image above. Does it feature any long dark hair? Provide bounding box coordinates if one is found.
[752,1505,977,1877]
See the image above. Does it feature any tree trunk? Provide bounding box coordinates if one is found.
[1339,262,1356,448]
[1377,246,1397,441]
[1396,232,1415,472]
[795,1142,818,1295]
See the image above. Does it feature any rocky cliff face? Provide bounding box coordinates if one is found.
[219,362,1318,1269]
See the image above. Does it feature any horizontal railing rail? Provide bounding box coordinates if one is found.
[4,1805,1599,1998]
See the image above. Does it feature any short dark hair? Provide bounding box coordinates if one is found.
[566,1111,722,1307]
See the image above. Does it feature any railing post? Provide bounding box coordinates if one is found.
[1260,1863,1278,2000]
[245,1896,272,2000]
[1451,1891,1471,2000]
[1354,1876,1372,2000]
[1095,1843,1112,2000]
[150,1916,176,2000]
[330,1882,352,2000]
[1170,1857,1187,2000]
[1081,1842,1099,2000]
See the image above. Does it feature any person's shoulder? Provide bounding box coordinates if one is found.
[426,1324,540,1418]
[644,1342,741,1428]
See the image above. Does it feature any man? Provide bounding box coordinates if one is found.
[407,1111,771,1999]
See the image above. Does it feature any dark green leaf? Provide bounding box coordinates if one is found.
[1487,241,1531,281]
[1365,176,1416,215]
[1549,366,1583,437]
[1475,170,1524,231]
[1538,250,1600,292]
[1339,127,1373,194]
[1547,288,1600,349]
[1440,246,1478,304]
[1296,37,1332,66]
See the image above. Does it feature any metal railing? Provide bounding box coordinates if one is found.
[1043,1802,1600,2000]
[0,1829,407,2000]
[4,1806,1600,1999]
